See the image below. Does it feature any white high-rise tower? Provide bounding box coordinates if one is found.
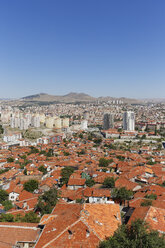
[123,111,135,131]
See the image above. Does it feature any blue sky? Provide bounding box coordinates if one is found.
[0,0,165,98]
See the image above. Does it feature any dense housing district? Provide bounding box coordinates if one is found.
[0,100,164,247]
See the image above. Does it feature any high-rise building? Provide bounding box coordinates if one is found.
[81,120,88,130]
[123,111,135,131]
[103,113,114,130]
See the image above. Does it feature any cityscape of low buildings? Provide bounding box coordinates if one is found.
[0,99,164,247]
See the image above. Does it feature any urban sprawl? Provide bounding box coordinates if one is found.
[0,99,164,247]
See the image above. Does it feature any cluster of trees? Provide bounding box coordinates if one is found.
[85,178,95,187]
[0,125,4,134]
[0,211,40,223]
[28,146,40,154]
[145,193,157,200]
[39,148,54,157]
[36,187,59,216]
[38,165,47,175]
[60,166,74,186]
[24,130,42,140]
[104,143,117,150]
[23,179,39,193]
[7,157,14,163]
[63,151,70,156]
[93,137,102,145]
[116,155,125,161]
[139,194,158,207]
[77,149,86,156]
[16,154,32,169]
[0,168,9,175]
[111,187,133,205]
[0,189,13,211]
[103,177,115,188]
[101,177,133,204]
[99,219,165,248]
[141,200,152,207]
[99,158,113,167]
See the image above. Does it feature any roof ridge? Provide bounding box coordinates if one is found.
[80,217,102,241]
[81,204,103,240]
[43,219,81,248]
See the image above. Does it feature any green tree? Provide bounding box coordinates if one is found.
[0,168,9,175]
[46,148,54,157]
[15,213,23,222]
[99,158,109,167]
[81,172,90,180]
[38,165,47,175]
[116,155,125,161]
[99,219,165,248]
[23,179,39,193]
[76,198,84,204]
[7,157,14,163]
[0,213,14,222]
[0,189,8,203]
[85,178,95,187]
[0,125,4,134]
[29,146,39,154]
[141,134,146,139]
[22,211,40,223]
[41,187,59,206]
[60,166,74,186]
[36,187,59,216]
[2,200,13,211]
[145,194,157,200]
[63,151,70,156]
[141,200,152,206]
[94,138,102,144]
[112,187,133,204]
[103,177,115,188]
[77,149,86,155]
[23,168,27,175]
[79,133,83,139]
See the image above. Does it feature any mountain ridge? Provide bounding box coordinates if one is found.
[20,92,141,104]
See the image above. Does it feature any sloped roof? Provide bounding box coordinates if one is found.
[35,203,121,248]
[0,222,40,248]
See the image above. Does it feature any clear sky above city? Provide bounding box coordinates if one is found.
[0,0,165,99]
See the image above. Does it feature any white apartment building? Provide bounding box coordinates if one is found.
[123,111,135,131]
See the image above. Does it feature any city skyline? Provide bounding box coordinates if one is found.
[1,0,165,98]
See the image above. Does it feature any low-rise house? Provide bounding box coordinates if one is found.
[35,202,121,248]
[67,178,86,190]
[89,189,113,204]
[0,222,40,248]
[115,177,141,192]
[8,184,23,201]
[128,206,165,234]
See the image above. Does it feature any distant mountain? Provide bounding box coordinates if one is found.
[63,92,96,101]
[22,93,47,100]
[20,92,145,104]
[1,93,164,106]
[142,98,165,103]
[21,92,96,103]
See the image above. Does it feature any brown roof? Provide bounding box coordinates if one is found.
[0,222,40,248]
[128,206,165,233]
[35,203,121,248]
[92,189,111,197]
[68,178,86,186]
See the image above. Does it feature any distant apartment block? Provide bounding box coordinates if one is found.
[123,111,135,131]
[103,113,114,130]
[3,132,22,143]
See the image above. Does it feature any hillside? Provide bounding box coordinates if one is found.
[21,92,96,103]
